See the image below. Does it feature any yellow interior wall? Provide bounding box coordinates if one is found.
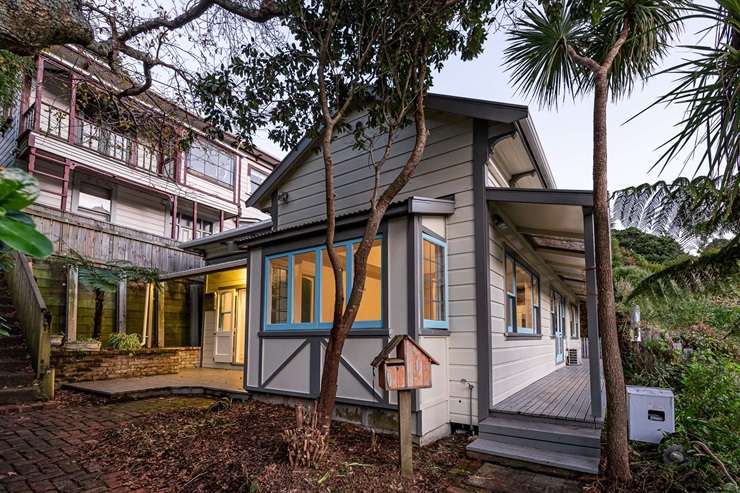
[205,268,247,293]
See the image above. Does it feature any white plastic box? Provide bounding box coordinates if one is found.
[626,386,675,444]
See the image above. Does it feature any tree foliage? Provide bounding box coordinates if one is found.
[635,0,739,204]
[0,169,53,259]
[613,227,685,264]
[504,0,683,108]
[612,176,739,301]
[196,0,495,150]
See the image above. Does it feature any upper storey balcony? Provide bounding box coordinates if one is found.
[17,55,264,218]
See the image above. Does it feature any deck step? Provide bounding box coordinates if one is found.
[467,437,600,475]
[480,416,601,449]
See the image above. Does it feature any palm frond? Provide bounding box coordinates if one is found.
[504,3,589,108]
[637,0,740,196]
[611,174,739,248]
[587,0,685,99]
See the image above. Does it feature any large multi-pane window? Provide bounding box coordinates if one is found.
[422,233,448,329]
[264,237,383,330]
[505,252,541,334]
[187,140,236,187]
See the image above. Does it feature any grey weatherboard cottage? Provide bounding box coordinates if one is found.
[180,93,604,474]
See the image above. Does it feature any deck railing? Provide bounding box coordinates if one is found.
[5,251,51,380]
[28,101,175,181]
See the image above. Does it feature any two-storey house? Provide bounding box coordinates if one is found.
[0,46,277,352]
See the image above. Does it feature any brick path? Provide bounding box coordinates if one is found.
[0,397,214,493]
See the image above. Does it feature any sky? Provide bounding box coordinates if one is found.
[251,19,709,193]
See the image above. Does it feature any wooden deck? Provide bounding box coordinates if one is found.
[492,363,605,424]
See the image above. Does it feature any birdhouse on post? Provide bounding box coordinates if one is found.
[372,335,439,478]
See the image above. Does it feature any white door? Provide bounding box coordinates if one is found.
[214,289,235,363]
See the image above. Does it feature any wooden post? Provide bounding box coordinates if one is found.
[156,284,165,348]
[33,56,44,132]
[67,76,77,144]
[116,278,127,333]
[171,196,178,239]
[144,282,154,348]
[192,201,198,240]
[65,265,78,342]
[398,389,413,478]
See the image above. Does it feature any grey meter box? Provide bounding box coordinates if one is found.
[627,386,675,444]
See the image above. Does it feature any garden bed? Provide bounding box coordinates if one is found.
[88,399,484,492]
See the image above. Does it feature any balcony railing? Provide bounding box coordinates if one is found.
[26,101,176,181]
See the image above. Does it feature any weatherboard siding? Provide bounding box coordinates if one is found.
[274,112,472,229]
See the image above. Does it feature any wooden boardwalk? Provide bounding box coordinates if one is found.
[492,363,605,424]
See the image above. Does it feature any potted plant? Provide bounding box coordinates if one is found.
[50,333,64,347]
[64,338,101,351]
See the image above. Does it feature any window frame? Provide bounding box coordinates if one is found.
[262,236,385,331]
[76,183,112,221]
[186,139,236,189]
[570,303,580,339]
[421,232,449,330]
[504,250,541,335]
[249,168,267,194]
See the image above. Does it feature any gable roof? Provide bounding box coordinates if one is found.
[244,93,534,209]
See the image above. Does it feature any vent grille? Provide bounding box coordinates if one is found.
[567,349,579,365]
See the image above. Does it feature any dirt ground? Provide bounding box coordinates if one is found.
[90,397,484,492]
[1,393,486,492]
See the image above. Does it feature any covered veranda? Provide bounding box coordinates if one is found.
[487,187,603,422]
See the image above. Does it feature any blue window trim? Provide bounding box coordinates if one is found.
[422,232,449,330]
[504,250,541,335]
[263,236,384,331]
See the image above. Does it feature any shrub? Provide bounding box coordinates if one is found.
[105,333,142,351]
[661,356,740,489]
[623,327,740,491]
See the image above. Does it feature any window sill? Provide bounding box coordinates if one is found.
[505,333,543,340]
[259,329,389,338]
[419,328,450,337]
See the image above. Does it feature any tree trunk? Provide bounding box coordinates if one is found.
[0,0,92,55]
[93,288,104,341]
[592,75,632,482]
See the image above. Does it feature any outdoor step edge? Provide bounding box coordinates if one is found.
[479,432,601,457]
[480,417,601,446]
[466,438,600,475]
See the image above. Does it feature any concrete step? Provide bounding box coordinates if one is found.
[480,416,601,449]
[0,344,27,358]
[467,437,600,475]
[0,335,25,348]
[0,384,41,405]
[0,370,36,387]
[0,357,32,372]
